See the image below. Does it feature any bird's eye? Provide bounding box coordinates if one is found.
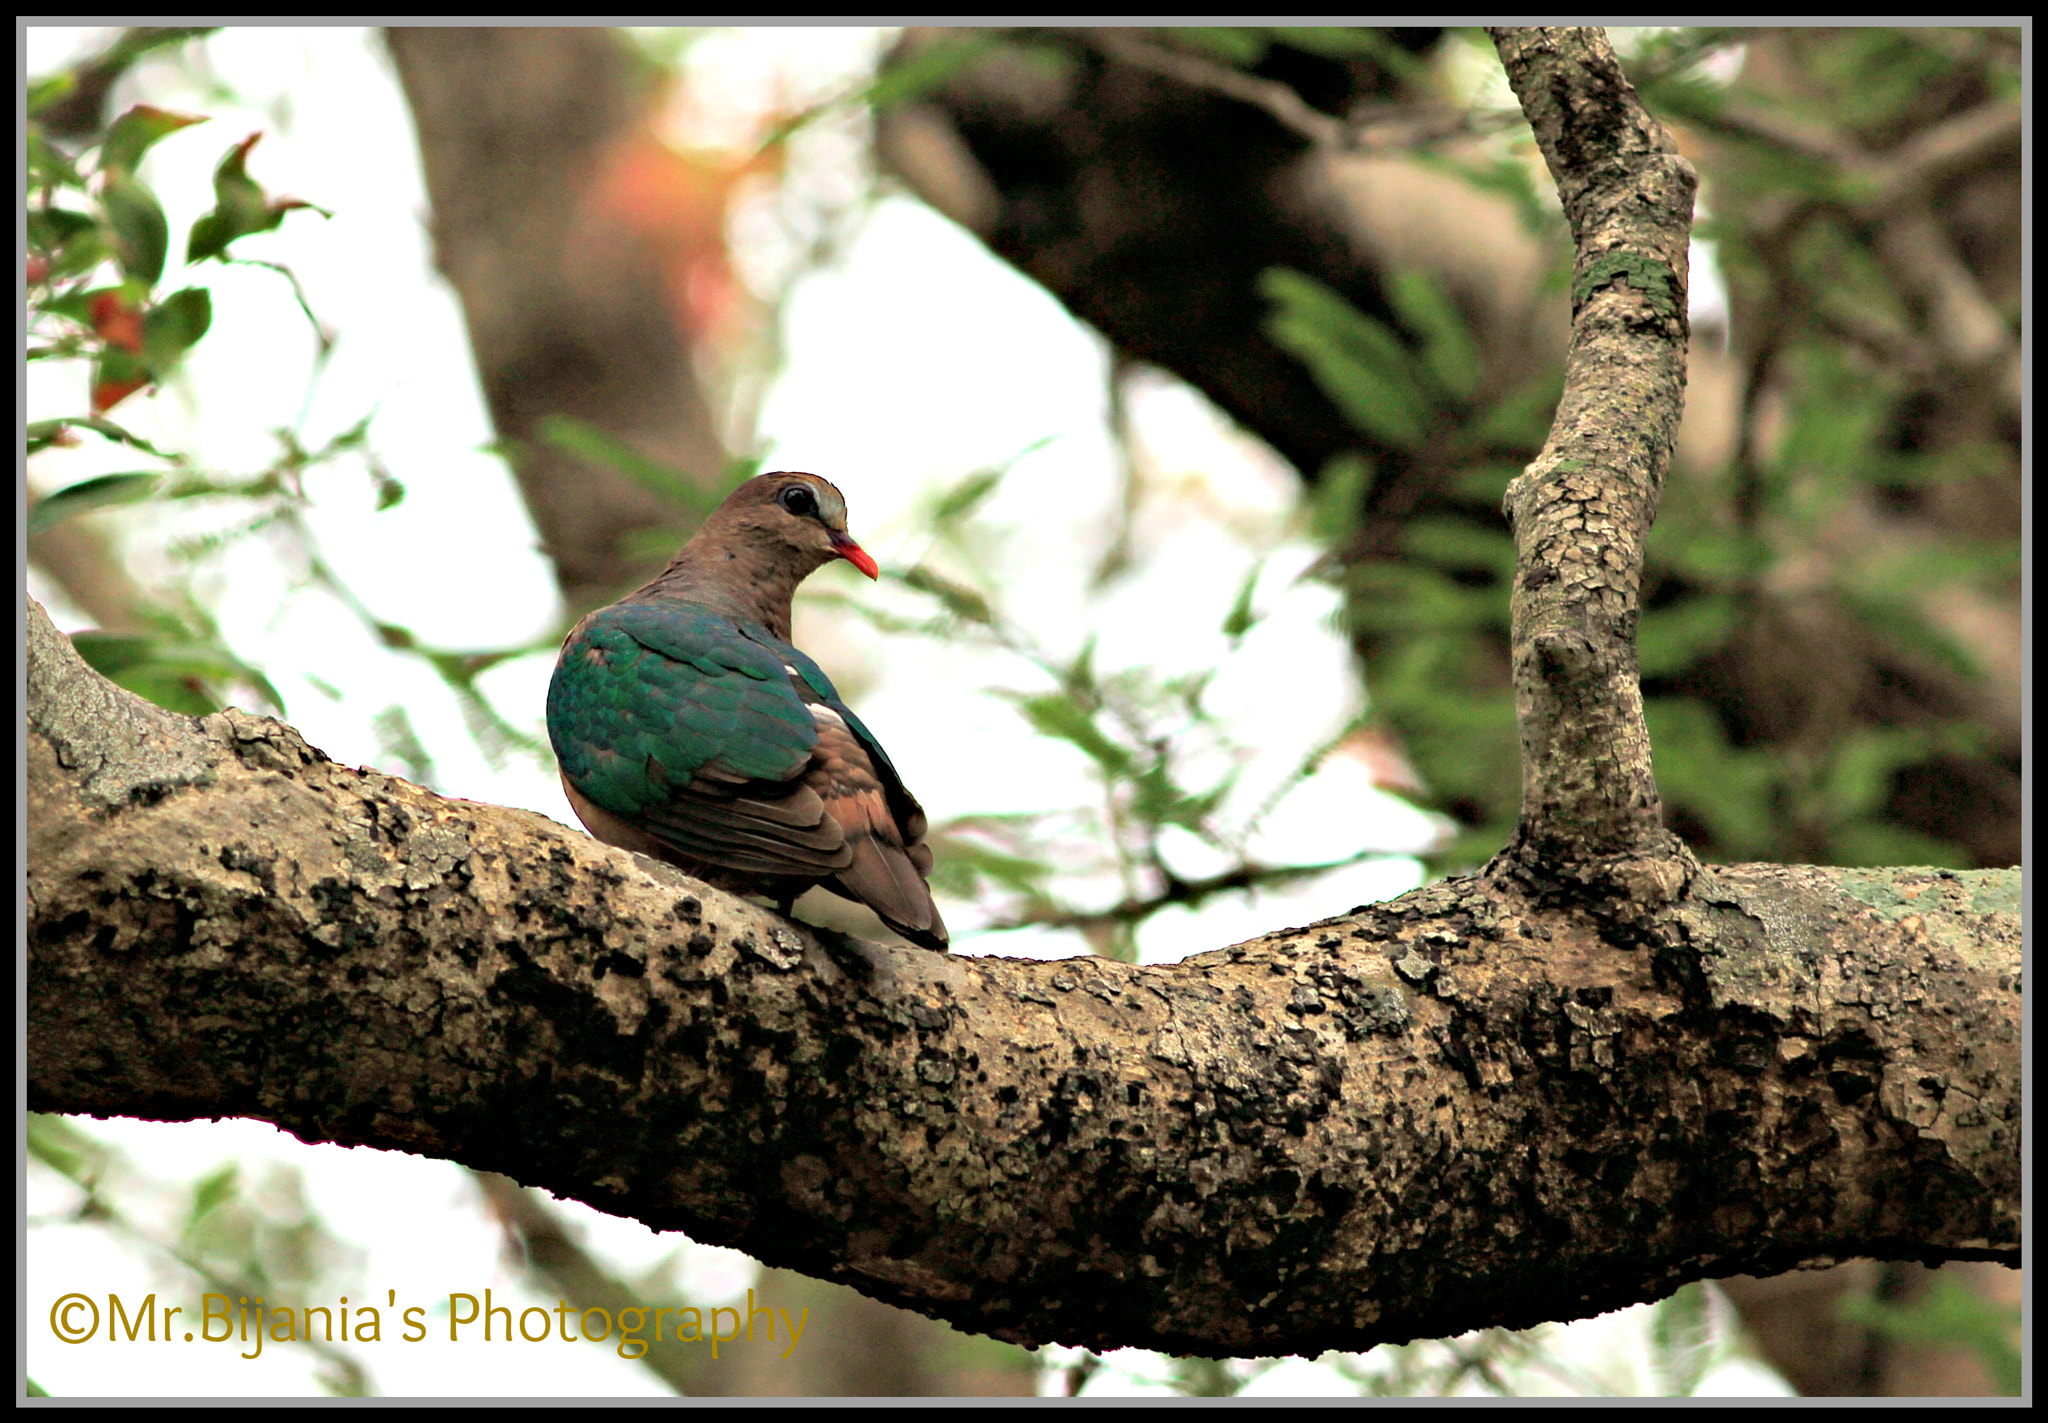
[778,485,819,518]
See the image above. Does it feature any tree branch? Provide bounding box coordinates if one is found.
[1079,29,1518,157]
[1484,28,1699,902]
[1082,30,1351,149]
[28,595,2019,1356]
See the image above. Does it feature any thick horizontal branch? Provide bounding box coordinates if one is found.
[27,598,2019,1356]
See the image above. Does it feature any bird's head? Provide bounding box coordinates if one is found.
[708,471,880,581]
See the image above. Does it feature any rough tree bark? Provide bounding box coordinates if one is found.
[26,29,2020,1359]
[1480,26,1697,900]
[22,591,2022,1354]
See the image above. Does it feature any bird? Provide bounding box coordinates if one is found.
[546,471,949,952]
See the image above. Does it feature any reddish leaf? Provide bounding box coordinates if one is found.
[187,131,328,263]
[100,104,207,175]
[91,370,151,412]
[88,290,146,352]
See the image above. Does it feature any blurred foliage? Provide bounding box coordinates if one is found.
[1260,255,1555,864]
[1838,1278,2021,1396]
[1051,1281,1762,1397]
[27,72,329,413]
[529,416,763,561]
[1629,27,2018,869]
[733,28,1013,153]
[1252,25,2017,872]
[26,34,554,775]
[28,1114,373,1396]
[821,451,1404,964]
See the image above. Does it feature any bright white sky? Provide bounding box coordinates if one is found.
[23,25,1779,1398]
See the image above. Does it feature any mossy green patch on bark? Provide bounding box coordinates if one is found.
[1573,252,1680,318]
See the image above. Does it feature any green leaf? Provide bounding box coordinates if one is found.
[183,211,233,267]
[25,413,171,457]
[1161,27,1269,65]
[92,345,153,411]
[1644,698,1779,858]
[186,132,329,264]
[188,1163,240,1224]
[29,29,218,129]
[720,453,765,487]
[372,705,440,787]
[1830,822,1967,870]
[101,172,170,287]
[1416,150,1561,240]
[27,205,96,255]
[762,32,1024,150]
[1308,453,1373,545]
[1385,269,1482,402]
[1449,461,1521,503]
[1636,594,1740,677]
[536,414,722,514]
[1220,561,1263,642]
[43,233,109,285]
[1268,25,1391,58]
[925,826,1055,901]
[861,32,1004,113]
[371,465,406,511]
[41,285,105,326]
[28,472,164,534]
[1344,561,1500,634]
[899,564,995,626]
[70,632,284,716]
[27,71,78,118]
[142,285,214,373]
[1837,588,1980,680]
[1466,373,1563,450]
[1815,728,1934,824]
[1839,1279,2020,1396]
[1261,268,1431,449]
[1649,1283,1717,1396]
[924,436,1053,530]
[1664,525,1767,583]
[930,467,1007,525]
[99,103,206,176]
[26,126,85,188]
[1402,517,1515,578]
[27,1113,103,1182]
[1066,635,1100,697]
[1005,691,1133,775]
[1270,26,1428,82]
[1130,761,1227,834]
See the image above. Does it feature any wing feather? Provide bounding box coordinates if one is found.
[549,599,946,946]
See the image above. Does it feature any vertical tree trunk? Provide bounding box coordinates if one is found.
[384,26,728,612]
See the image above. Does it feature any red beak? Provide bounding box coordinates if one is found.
[833,533,880,580]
